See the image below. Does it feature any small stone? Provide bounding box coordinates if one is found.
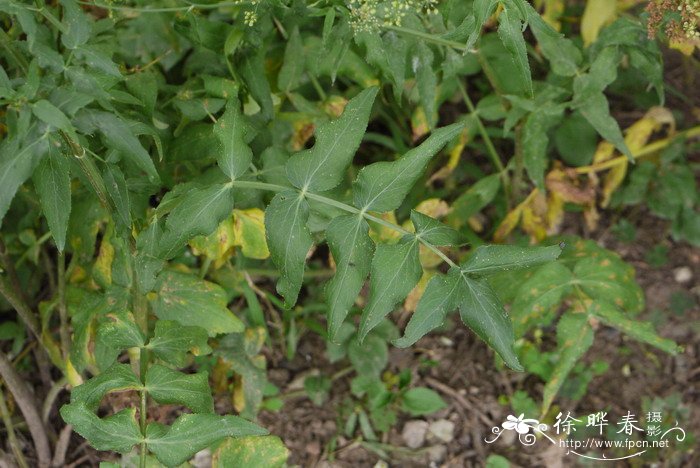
[306,440,321,456]
[428,419,455,443]
[439,336,454,346]
[427,444,447,463]
[402,420,429,449]
[674,266,693,284]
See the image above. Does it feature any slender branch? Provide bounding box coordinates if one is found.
[57,253,70,361]
[383,25,473,53]
[231,180,459,269]
[575,125,700,174]
[0,351,51,468]
[77,0,251,12]
[0,276,41,339]
[0,387,29,468]
[455,80,512,207]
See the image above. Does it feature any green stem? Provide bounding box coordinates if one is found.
[0,29,29,74]
[456,80,512,207]
[0,388,29,468]
[76,0,252,13]
[230,181,459,269]
[383,25,471,53]
[57,252,70,361]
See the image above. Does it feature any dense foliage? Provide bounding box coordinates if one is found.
[0,0,697,466]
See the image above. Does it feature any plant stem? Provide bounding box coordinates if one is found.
[0,351,51,468]
[76,0,251,13]
[0,275,41,340]
[383,25,472,53]
[455,80,512,207]
[575,125,700,174]
[230,181,459,269]
[57,252,70,361]
[0,387,29,468]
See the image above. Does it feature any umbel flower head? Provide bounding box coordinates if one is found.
[347,0,440,33]
[646,0,700,42]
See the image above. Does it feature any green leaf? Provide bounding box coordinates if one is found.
[461,244,563,276]
[33,147,71,251]
[348,334,388,376]
[286,87,377,192]
[150,270,244,336]
[96,310,146,351]
[212,436,289,468]
[158,183,235,259]
[522,109,563,190]
[353,122,464,212]
[573,256,644,313]
[459,276,523,371]
[32,99,77,140]
[576,92,632,160]
[70,364,142,411]
[60,0,91,49]
[241,49,273,121]
[589,301,680,354]
[410,211,462,246]
[541,312,594,413]
[401,387,447,416]
[146,414,268,467]
[497,5,533,97]
[146,320,212,368]
[467,0,500,51]
[0,135,47,228]
[509,263,574,334]
[278,26,304,92]
[414,41,437,127]
[394,270,461,348]
[102,164,131,231]
[216,332,268,419]
[264,191,313,308]
[78,111,159,181]
[359,240,422,341]
[145,365,214,414]
[447,174,500,227]
[525,4,581,77]
[325,214,374,341]
[213,99,253,180]
[60,402,142,453]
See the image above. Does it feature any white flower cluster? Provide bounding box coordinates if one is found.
[678,0,700,38]
[347,0,440,33]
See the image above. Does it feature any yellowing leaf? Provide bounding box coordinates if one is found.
[414,198,450,218]
[322,95,348,118]
[494,202,524,243]
[542,0,565,31]
[581,0,618,46]
[595,107,675,207]
[93,227,115,288]
[368,211,402,243]
[189,217,236,268]
[404,270,434,312]
[411,106,430,142]
[233,208,270,260]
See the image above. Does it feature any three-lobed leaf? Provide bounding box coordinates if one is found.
[213,99,253,180]
[286,87,377,192]
[145,365,214,414]
[325,214,374,341]
[150,270,244,336]
[353,122,464,212]
[146,414,268,467]
[264,191,313,308]
[359,240,422,341]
